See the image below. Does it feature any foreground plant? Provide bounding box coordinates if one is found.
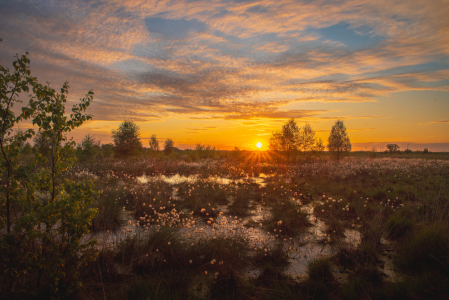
[0,42,97,298]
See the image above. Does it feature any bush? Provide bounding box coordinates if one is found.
[0,48,97,298]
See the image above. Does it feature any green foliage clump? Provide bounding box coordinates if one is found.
[0,46,98,298]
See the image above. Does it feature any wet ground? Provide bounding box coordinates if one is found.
[84,172,397,279]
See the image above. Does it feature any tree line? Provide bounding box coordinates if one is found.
[268,118,351,161]
[28,117,352,163]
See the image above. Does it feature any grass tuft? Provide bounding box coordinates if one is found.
[306,256,334,283]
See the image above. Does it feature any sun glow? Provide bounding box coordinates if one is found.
[256,142,262,149]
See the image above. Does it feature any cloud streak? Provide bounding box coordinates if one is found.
[0,0,448,125]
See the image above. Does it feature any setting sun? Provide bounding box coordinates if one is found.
[256,142,262,149]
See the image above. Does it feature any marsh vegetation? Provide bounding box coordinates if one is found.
[72,153,449,300]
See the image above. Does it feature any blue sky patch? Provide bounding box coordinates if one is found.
[317,23,384,49]
[145,17,207,39]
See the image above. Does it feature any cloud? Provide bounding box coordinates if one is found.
[0,0,448,125]
[315,115,384,121]
[245,5,269,14]
[222,109,325,120]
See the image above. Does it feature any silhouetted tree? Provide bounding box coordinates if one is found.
[148,134,159,152]
[101,143,114,158]
[195,143,215,158]
[386,144,400,153]
[79,134,100,161]
[112,120,142,158]
[164,138,174,155]
[269,118,300,161]
[327,120,351,160]
[315,137,325,152]
[268,131,283,151]
[300,123,316,153]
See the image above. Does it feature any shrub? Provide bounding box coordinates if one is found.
[0,49,97,298]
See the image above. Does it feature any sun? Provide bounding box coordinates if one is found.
[256,142,262,149]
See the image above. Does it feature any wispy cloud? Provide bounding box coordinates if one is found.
[0,0,448,125]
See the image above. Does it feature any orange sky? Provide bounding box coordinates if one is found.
[1,0,448,150]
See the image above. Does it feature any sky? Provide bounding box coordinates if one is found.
[1,0,448,151]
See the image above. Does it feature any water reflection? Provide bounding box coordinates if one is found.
[86,172,376,278]
[136,173,268,186]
